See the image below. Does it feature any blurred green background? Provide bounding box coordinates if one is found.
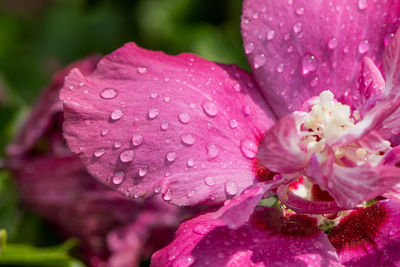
[0,0,246,265]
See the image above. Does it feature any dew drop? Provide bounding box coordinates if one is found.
[301,54,318,75]
[163,96,171,103]
[276,63,284,73]
[150,92,158,99]
[233,84,241,92]
[384,33,395,46]
[204,176,215,186]
[137,67,148,74]
[358,40,370,54]
[94,148,106,158]
[120,150,135,162]
[193,224,209,235]
[181,134,195,145]
[112,171,125,185]
[178,112,191,124]
[187,158,195,167]
[166,151,177,162]
[101,129,109,136]
[240,139,257,159]
[293,22,302,33]
[187,190,195,198]
[148,108,159,119]
[138,165,148,177]
[254,54,266,69]
[296,7,304,15]
[206,144,220,159]
[229,119,238,129]
[132,134,144,147]
[114,140,122,149]
[160,122,169,131]
[202,102,218,117]
[110,109,123,120]
[225,181,238,196]
[163,190,172,201]
[78,81,84,87]
[100,88,118,99]
[358,0,368,10]
[267,30,275,40]
[328,37,338,49]
[245,42,255,54]
[243,105,252,115]
[310,77,319,87]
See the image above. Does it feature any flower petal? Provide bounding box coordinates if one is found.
[60,43,276,206]
[151,207,342,267]
[213,180,281,229]
[329,200,400,266]
[257,115,308,174]
[7,55,100,157]
[383,26,400,97]
[242,0,400,117]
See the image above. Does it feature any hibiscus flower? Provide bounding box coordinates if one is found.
[60,0,400,266]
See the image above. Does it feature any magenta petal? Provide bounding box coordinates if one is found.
[328,163,400,208]
[151,207,342,267]
[213,181,281,229]
[257,115,308,174]
[329,200,400,266]
[7,55,100,157]
[61,43,276,206]
[383,26,400,97]
[242,0,400,117]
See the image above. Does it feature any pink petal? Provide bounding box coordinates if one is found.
[327,162,400,208]
[61,43,276,206]
[7,55,100,157]
[378,105,400,145]
[242,0,400,117]
[257,115,308,174]
[151,207,342,267]
[213,180,281,229]
[383,26,400,97]
[329,200,400,266]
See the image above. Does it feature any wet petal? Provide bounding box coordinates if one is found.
[329,200,400,266]
[61,42,275,206]
[383,27,400,97]
[242,0,400,117]
[7,55,100,157]
[151,207,342,267]
[213,181,281,229]
[257,115,308,174]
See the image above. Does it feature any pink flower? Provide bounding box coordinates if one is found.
[7,56,191,267]
[59,0,400,266]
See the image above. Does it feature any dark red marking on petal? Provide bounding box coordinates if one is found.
[289,176,304,190]
[253,158,277,182]
[251,208,319,237]
[328,202,388,252]
[311,184,334,202]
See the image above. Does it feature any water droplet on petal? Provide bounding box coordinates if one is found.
[120,150,135,162]
[202,102,218,117]
[132,134,144,147]
[100,88,118,99]
[310,77,319,87]
[181,134,195,145]
[243,105,252,115]
[148,108,159,119]
[358,0,368,10]
[114,140,122,149]
[267,30,275,40]
[112,171,125,185]
[187,158,194,167]
[328,37,338,49]
[163,190,172,201]
[187,190,195,198]
[240,139,257,159]
[293,22,302,33]
[296,7,304,15]
[111,109,123,120]
[206,144,220,159]
[94,148,106,158]
[138,165,148,177]
[137,67,148,74]
[276,63,284,73]
[225,181,238,196]
[301,54,318,75]
[178,112,191,124]
[384,33,395,46]
[204,176,215,186]
[101,129,109,136]
[160,122,169,131]
[166,151,177,162]
[254,54,266,69]
[245,42,255,54]
[229,119,238,129]
[163,96,171,103]
[358,40,370,54]
[193,224,210,235]
[150,92,158,99]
